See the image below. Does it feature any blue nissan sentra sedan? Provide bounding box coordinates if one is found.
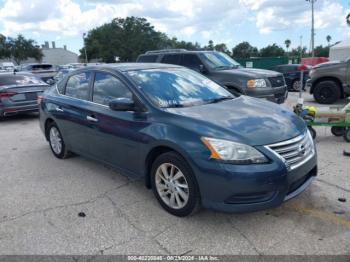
[39,63,317,217]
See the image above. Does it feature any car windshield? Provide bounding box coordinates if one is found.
[200,52,241,70]
[0,74,47,86]
[127,68,234,108]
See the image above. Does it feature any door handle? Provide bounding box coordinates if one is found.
[56,107,64,112]
[86,115,98,122]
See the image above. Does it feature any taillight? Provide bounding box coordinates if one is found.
[0,92,17,98]
[37,95,44,105]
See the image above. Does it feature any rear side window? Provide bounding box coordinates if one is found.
[181,54,202,69]
[65,72,91,100]
[0,75,46,86]
[138,55,158,63]
[92,72,132,106]
[161,54,182,65]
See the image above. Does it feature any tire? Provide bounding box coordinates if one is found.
[313,81,341,104]
[308,126,316,139]
[47,122,70,159]
[343,129,350,142]
[331,126,346,137]
[292,80,301,91]
[150,151,201,217]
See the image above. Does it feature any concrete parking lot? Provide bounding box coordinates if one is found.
[0,93,349,255]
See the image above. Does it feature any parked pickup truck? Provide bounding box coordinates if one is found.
[308,60,350,104]
[137,49,288,104]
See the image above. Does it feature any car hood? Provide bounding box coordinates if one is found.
[313,60,346,69]
[216,68,281,79]
[165,96,306,146]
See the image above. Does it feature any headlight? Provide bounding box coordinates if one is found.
[201,137,268,164]
[247,79,267,88]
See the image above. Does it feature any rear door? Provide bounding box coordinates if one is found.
[51,71,93,154]
[88,71,145,175]
[161,54,182,65]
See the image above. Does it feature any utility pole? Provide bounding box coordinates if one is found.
[82,33,88,63]
[306,0,316,57]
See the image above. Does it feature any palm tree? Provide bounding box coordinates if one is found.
[284,39,291,53]
[326,35,332,47]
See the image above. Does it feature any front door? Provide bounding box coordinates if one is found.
[88,71,147,176]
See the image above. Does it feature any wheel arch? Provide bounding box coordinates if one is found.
[144,144,189,189]
[44,118,55,141]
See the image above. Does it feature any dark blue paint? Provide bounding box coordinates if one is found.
[39,64,317,213]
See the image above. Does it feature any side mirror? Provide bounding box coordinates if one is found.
[46,79,55,85]
[199,64,207,73]
[109,98,135,111]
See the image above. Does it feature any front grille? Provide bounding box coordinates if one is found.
[265,131,314,170]
[268,76,285,88]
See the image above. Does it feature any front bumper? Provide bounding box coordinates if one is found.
[192,147,317,213]
[246,86,288,104]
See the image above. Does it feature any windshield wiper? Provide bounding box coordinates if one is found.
[206,96,233,104]
[214,65,237,70]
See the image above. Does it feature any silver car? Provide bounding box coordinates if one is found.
[0,73,49,117]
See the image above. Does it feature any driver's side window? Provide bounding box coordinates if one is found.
[92,72,132,106]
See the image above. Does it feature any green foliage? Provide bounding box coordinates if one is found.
[231,42,259,58]
[259,43,285,57]
[81,17,201,62]
[314,45,329,57]
[289,46,308,58]
[284,39,291,53]
[0,34,43,64]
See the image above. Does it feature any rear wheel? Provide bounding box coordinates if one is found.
[292,80,301,91]
[151,152,201,217]
[47,122,70,159]
[331,126,347,137]
[313,81,341,104]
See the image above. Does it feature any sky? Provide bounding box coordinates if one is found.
[0,0,350,55]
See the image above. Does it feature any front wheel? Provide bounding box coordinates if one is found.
[151,152,201,217]
[331,126,347,137]
[313,81,341,104]
[343,129,350,143]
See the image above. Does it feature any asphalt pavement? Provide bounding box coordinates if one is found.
[0,93,349,255]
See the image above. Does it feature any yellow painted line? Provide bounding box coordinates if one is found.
[284,202,350,228]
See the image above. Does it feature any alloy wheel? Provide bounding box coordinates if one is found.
[155,163,189,209]
[49,126,62,155]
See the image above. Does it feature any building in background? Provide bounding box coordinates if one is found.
[0,41,79,66]
[39,41,78,65]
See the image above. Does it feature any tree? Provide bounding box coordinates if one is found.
[284,39,291,53]
[231,42,259,58]
[290,46,307,58]
[214,43,231,56]
[81,17,201,62]
[4,35,43,64]
[326,35,332,47]
[314,45,329,57]
[204,40,214,50]
[259,44,285,57]
[0,34,10,59]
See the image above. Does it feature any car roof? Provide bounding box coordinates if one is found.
[140,50,217,56]
[74,63,182,73]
